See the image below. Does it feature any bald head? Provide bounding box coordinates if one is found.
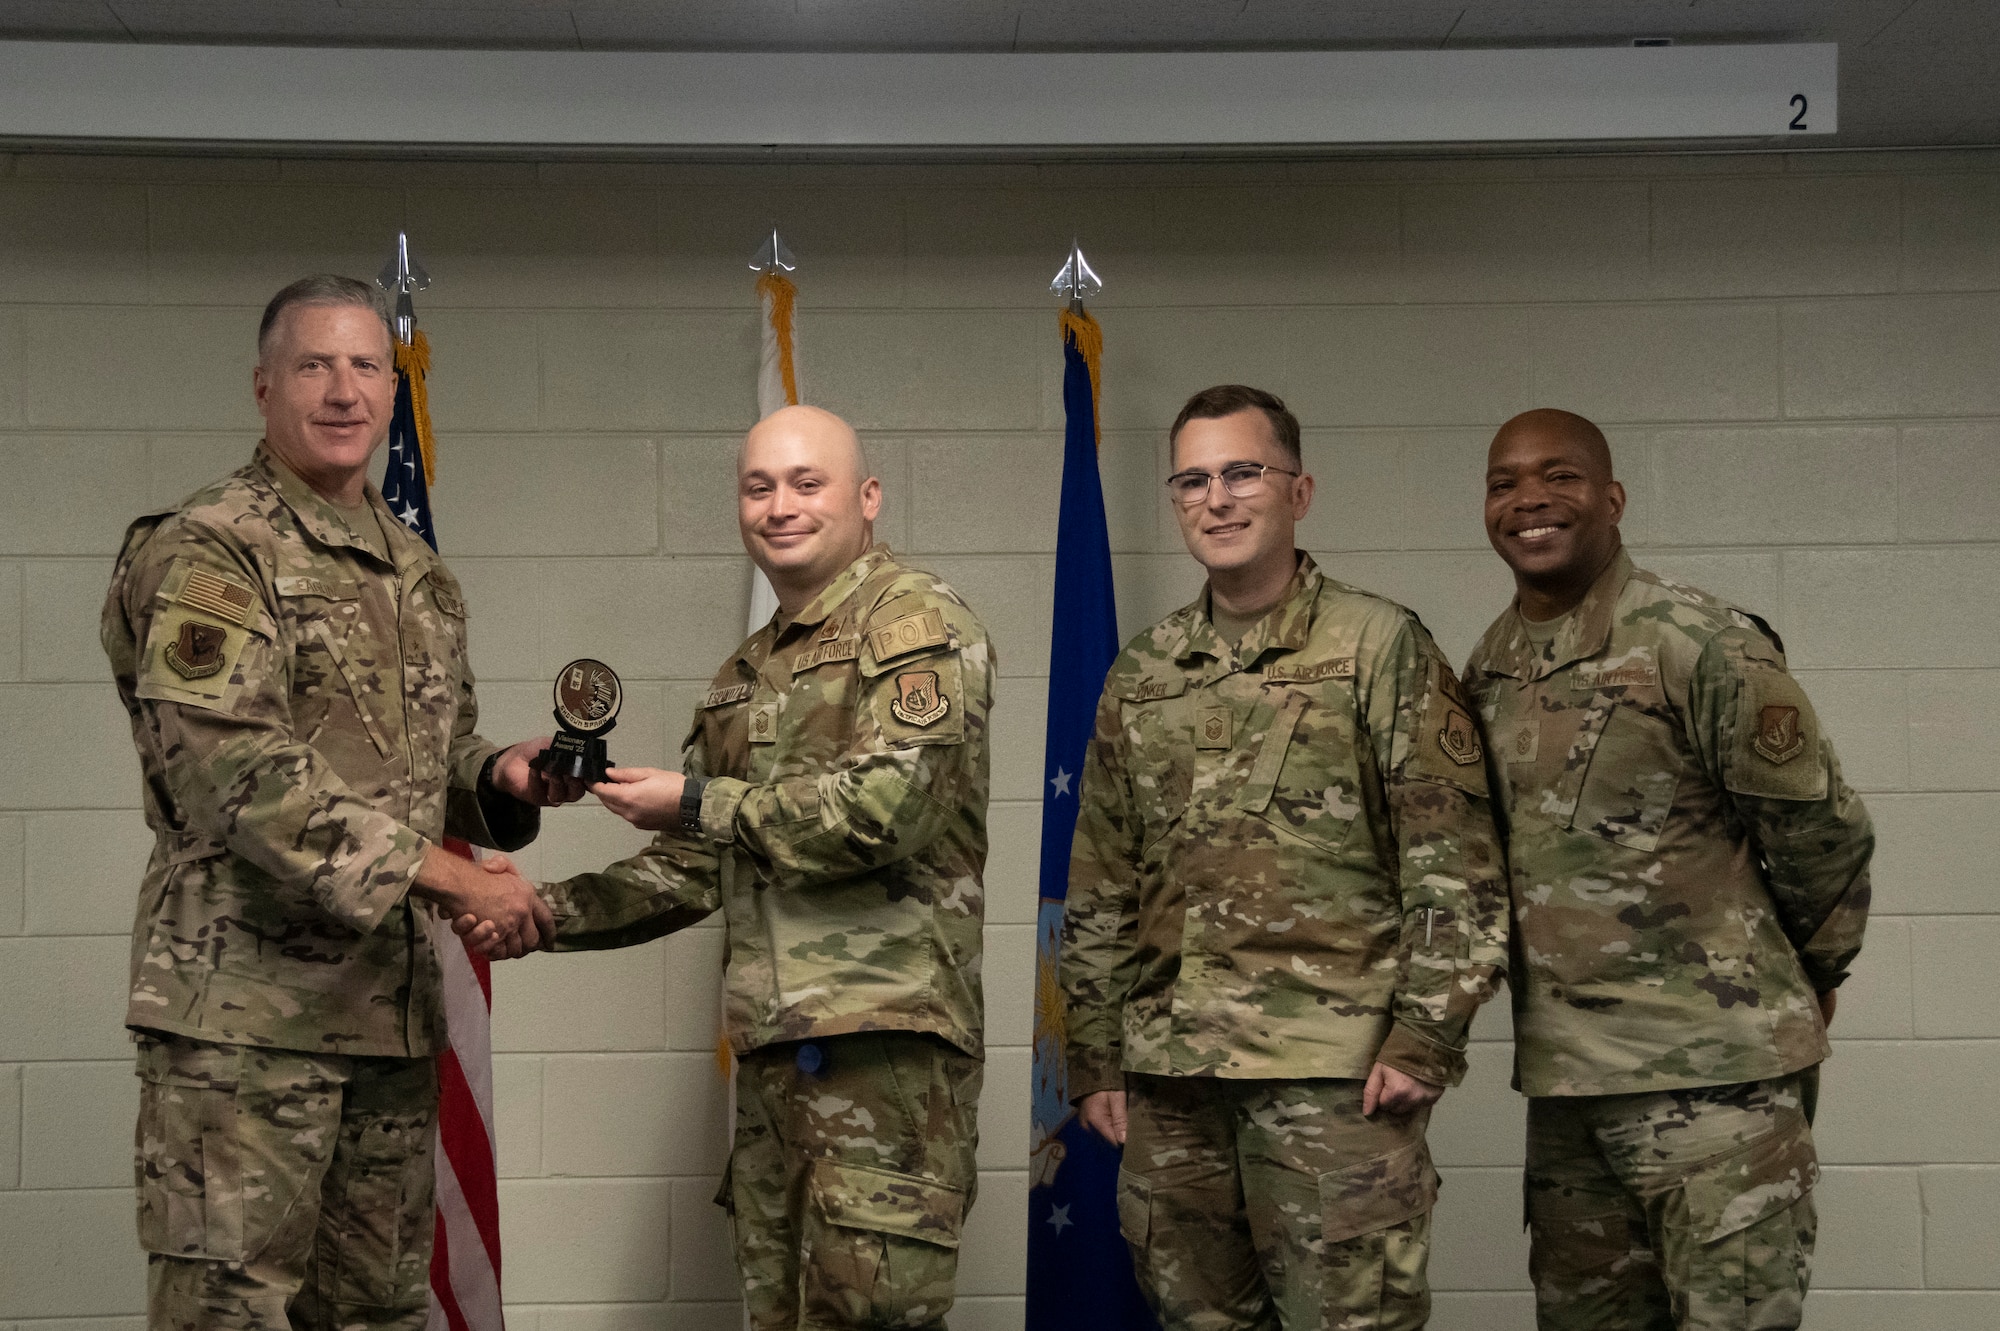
[742,404,866,484]
[1490,408,1613,481]
[738,404,882,615]
[1483,406,1627,617]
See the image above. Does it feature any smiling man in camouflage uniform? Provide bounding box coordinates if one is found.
[102,276,575,1331]
[1464,409,1874,1331]
[1060,385,1508,1331]
[528,405,991,1330]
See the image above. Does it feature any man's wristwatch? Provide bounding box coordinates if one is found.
[679,777,707,835]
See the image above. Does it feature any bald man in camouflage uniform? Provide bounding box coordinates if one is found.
[1062,386,1508,1331]
[103,276,570,1331]
[534,405,991,1330]
[1466,409,1873,1331]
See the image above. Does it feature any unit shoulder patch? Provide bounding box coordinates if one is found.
[165,621,227,679]
[1725,668,1828,802]
[1438,709,1483,766]
[890,670,951,727]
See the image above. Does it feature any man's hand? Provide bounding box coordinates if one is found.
[1363,1063,1444,1118]
[1818,988,1838,1030]
[490,737,587,808]
[412,846,552,960]
[590,766,687,831]
[1079,1090,1128,1147]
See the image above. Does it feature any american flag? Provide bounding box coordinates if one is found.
[382,327,508,1331]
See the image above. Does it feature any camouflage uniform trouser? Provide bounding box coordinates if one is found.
[722,1032,982,1330]
[1117,1075,1439,1331]
[134,1033,439,1331]
[1525,1073,1820,1331]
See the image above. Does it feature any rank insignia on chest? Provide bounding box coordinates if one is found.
[1438,709,1482,765]
[1754,704,1805,764]
[1510,723,1538,763]
[748,702,780,744]
[891,670,950,727]
[1196,706,1232,750]
[165,621,227,679]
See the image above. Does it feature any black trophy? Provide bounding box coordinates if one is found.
[533,658,621,784]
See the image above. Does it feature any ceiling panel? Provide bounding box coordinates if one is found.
[0,1,1985,149]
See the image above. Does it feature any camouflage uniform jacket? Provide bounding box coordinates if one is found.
[1061,554,1508,1096]
[101,446,535,1059]
[543,545,992,1059]
[1463,550,1873,1098]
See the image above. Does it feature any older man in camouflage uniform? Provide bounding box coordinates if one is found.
[102,276,574,1331]
[1060,385,1508,1331]
[1464,409,1873,1331]
[527,404,991,1330]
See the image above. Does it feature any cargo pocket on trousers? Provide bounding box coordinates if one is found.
[806,1158,966,1329]
[134,1038,244,1261]
[1115,1168,1152,1249]
[1319,1140,1440,1330]
[1655,1111,1819,1326]
[327,1112,436,1310]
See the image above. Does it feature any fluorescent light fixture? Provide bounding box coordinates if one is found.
[0,40,1835,149]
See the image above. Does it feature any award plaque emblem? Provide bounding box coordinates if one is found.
[534,658,622,783]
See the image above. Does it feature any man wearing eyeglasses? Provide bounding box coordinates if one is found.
[1060,384,1508,1330]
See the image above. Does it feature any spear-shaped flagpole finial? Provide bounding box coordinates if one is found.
[1049,238,1102,312]
[376,231,432,345]
[749,226,798,274]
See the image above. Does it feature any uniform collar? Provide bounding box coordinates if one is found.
[255,444,427,574]
[767,543,894,645]
[1486,547,1633,680]
[1176,551,1320,670]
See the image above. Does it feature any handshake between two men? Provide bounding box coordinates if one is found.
[438,754,689,958]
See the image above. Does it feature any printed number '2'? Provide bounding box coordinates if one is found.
[1789,94,1808,131]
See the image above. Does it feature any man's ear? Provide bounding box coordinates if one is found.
[860,475,884,523]
[1292,472,1315,522]
[1606,478,1627,525]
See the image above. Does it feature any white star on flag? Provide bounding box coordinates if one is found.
[1049,767,1073,798]
[1046,1203,1073,1234]
[399,504,422,527]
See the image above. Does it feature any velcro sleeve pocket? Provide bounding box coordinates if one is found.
[1320,1138,1440,1245]
[810,1159,966,1249]
[1669,1110,1818,1245]
[1725,670,1830,803]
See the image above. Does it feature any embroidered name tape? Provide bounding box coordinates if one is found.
[702,683,754,709]
[1574,663,1659,690]
[1264,657,1355,684]
[793,638,861,673]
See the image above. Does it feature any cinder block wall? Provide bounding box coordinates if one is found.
[1,146,1996,1331]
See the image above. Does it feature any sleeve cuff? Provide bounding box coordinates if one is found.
[1065,1046,1126,1103]
[1375,1022,1468,1088]
[700,776,751,844]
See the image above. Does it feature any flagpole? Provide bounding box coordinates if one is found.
[377,236,509,1331]
[746,227,800,634]
[1027,244,1155,1329]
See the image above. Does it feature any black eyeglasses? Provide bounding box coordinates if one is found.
[1165,462,1301,506]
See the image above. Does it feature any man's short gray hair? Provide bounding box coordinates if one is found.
[257,274,391,360]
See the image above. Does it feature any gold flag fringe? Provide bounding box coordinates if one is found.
[395,330,438,487]
[757,270,801,408]
[1059,306,1103,448]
